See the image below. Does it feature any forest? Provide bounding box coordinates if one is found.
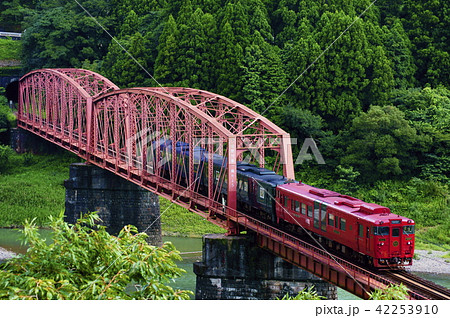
[0,0,449,248]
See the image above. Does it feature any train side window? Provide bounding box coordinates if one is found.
[328,214,334,226]
[293,200,300,212]
[259,186,265,199]
[314,201,320,229]
[340,218,346,231]
[320,204,327,231]
[358,224,364,237]
[284,196,288,208]
[301,203,306,215]
[215,170,220,182]
[335,216,339,228]
[307,205,313,218]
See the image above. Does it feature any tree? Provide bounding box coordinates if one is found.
[21,0,114,71]
[390,87,450,182]
[401,0,450,87]
[173,8,218,89]
[154,15,181,85]
[382,19,416,89]
[282,10,395,131]
[103,31,153,88]
[341,105,430,182]
[241,31,287,114]
[215,21,244,100]
[0,212,192,300]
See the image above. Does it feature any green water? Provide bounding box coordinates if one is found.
[1,229,448,299]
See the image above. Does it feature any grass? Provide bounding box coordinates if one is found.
[159,197,225,237]
[0,38,21,61]
[0,152,78,227]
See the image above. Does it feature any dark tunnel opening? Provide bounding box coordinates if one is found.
[5,80,19,104]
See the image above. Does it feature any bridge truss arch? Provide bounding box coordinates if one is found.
[18,69,295,232]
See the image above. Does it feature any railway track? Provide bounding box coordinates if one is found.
[381,270,450,300]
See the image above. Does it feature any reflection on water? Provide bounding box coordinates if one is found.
[1,229,448,299]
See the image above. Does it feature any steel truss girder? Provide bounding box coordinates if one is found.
[143,87,295,179]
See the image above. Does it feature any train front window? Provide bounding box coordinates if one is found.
[373,226,389,236]
[403,225,415,234]
[392,228,400,237]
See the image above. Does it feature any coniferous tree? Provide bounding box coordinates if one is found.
[154,15,180,85]
[382,19,416,89]
[215,21,244,100]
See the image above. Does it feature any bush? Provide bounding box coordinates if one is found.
[369,284,409,300]
[0,212,192,300]
[278,286,325,300]
[0,145,13,171]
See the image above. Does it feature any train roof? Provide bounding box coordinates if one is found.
[237,162,287,187]
[278,183,414,225]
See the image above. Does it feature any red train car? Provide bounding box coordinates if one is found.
[275,183,415,268]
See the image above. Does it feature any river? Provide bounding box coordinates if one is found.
[0,229,448,299]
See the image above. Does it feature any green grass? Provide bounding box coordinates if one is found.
[0,38,21,61]
[0,152,78,227]
[160,197,225,237]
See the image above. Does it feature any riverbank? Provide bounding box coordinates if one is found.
[408,250,450,275]
[0,246,15,262]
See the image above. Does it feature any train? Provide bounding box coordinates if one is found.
[156,139,415,268]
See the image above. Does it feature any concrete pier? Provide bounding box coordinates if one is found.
[10,128,62,154]
[194,233,337,300]
[64,163,162,246]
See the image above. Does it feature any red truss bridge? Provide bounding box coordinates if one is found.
[17,68,449,300]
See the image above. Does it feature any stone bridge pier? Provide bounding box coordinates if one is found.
[194,234,337,300]
[64,163,162,246]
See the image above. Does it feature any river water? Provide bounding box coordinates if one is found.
[1,229,449,299]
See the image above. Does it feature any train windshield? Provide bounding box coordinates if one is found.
[373,226,389,236]
[403,225,415,234]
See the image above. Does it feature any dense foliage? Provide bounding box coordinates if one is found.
[0,212,192,299]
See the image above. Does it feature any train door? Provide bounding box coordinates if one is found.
[390,226,402,255]
[357,223,364,252]
[365,226,370,252]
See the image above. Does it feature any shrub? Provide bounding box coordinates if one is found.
[0,145,13,171]
[369,284,409,300]
[0,212,192,300]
